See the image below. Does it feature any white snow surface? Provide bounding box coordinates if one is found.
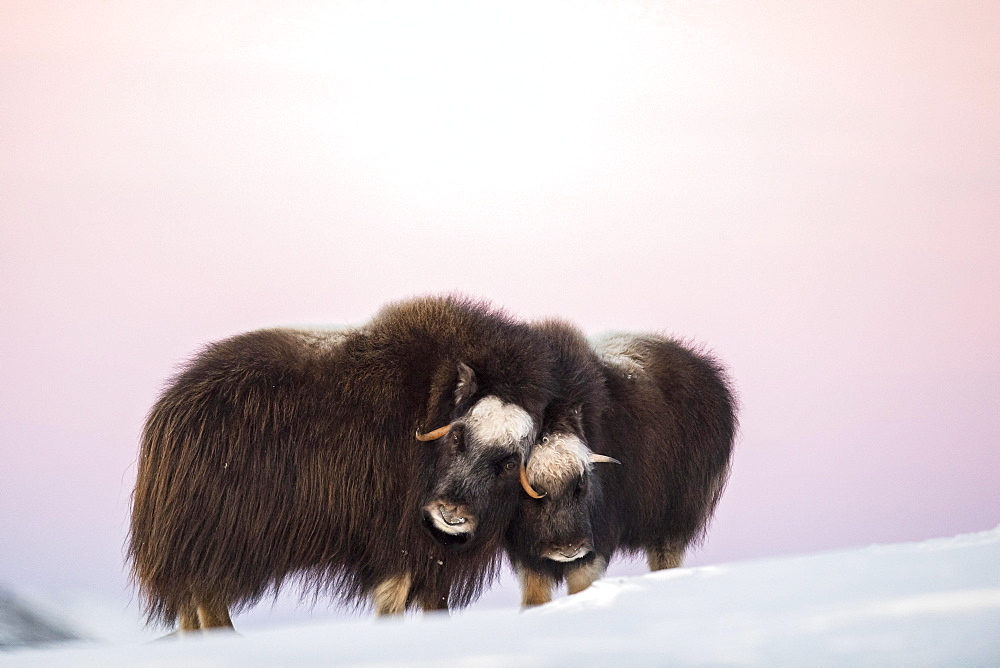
[4,526,999,666]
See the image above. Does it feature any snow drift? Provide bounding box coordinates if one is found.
[0,589,84,651]
[3,526,999,665]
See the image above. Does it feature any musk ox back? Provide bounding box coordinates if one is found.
[128,295,556,630]
[508,331,737,606]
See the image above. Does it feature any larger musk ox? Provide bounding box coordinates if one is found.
[128,296,558,630]
[508,327,737,606]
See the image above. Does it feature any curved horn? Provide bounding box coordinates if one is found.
[519,463,546,499]
[590,453,621,465]
[415,423,452,441]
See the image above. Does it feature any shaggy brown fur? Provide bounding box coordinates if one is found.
[128,295,557,628]
[506,328,738,605]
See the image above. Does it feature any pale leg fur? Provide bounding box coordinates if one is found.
[196,599,234,630]
[519,567,555,608]
[565,556,608,596]
[178,602,200,632]
[373,573,412,616]
[647,545,685,571]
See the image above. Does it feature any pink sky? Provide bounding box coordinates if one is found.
[2,1,998,619]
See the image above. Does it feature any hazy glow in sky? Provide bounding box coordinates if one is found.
[1,0,998,624]
[230,2,690,203]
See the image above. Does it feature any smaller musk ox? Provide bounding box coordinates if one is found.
[507,327,737,607]
[128,296,558,631]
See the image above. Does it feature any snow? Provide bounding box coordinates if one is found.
[0,589,83,650]
[3,526,998,666]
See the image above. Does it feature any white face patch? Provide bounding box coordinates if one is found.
[464,396,534,450]
[526,432,592,493]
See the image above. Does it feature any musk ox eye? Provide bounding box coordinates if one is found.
[541,436,549,445]
[496,456,518,475]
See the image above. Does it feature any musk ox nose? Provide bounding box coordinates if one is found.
[422,500,477,538]
[438,504,467,526]
[545,541,591,563]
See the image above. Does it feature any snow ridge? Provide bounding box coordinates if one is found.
[4,527,999,666]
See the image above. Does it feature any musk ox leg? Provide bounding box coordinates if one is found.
[565,556,608,596]
[196,599,234,630]
[518,568,555,608]
[420,592,450,613]
[373,573,412,616]
[647,544,685,571]
[178,603,201,632]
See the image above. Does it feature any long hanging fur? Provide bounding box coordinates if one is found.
[506,328,738,591]
[594,333,737,555]
[128,295,556,627]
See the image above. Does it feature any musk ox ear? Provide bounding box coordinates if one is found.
[420,362,473,441]
[455,362,478,406]
[569,402,585,432]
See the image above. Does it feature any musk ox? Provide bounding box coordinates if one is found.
[507,329,737,606]
[128,295,558,630]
